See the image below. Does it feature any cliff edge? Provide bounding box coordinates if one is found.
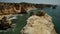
[20,10,57,34]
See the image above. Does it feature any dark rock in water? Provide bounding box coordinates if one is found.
[0,16,12,30]
[52,5,57,9]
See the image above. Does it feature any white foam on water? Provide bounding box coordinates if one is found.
[9,16,17,20]
[11,24,16,32]
[9,15,18,20]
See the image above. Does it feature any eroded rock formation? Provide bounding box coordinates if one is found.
[0,16,12,30]
[20,10,57,34]
[0,2,57,15]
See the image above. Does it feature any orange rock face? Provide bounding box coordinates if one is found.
[0,2,56,15]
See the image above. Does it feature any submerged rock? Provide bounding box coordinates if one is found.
[20,11,57,34]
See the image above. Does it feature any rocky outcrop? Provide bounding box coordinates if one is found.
[0,2,57,15]
[20,10,57,34]
[0,14,17,30]
[0,16,12,30]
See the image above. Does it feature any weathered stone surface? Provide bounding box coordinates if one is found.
[20,11,57,34]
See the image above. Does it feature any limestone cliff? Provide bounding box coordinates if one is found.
[20,11,57,34]
[0,2,57,15]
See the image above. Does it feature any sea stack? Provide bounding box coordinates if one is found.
[20,10,57,34]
